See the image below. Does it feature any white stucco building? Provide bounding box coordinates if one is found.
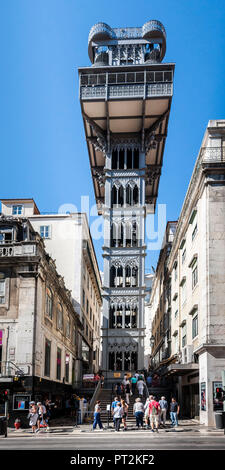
[0,200,102,375]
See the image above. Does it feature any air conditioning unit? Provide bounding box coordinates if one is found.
[182,345,194,364]
[187,345,194,363]
[182,347,187,363]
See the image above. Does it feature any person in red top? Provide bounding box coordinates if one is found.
[148,395,161,433]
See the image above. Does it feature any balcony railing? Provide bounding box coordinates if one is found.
[80,70,173,100]
[0,361,30,377]
[0,242,37,257]
[200,146,225,163]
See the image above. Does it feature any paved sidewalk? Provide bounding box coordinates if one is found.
[6,419,225,437]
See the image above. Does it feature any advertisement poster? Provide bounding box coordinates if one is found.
[213,382,223,411]
[201,382,206,411]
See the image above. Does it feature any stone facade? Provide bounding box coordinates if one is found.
[0,214,83,423]
[149,120,225,425]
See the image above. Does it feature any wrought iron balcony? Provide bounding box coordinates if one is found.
[0,361,30,377]
[200,146,225,163]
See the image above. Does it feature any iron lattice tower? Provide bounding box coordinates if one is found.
[79,20,175,380]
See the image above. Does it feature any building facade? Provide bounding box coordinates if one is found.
[143,272,155,370]
[149,120,225,425]
[0,199,102,377]
[150,222,177,370]
[79,20,175,380]
[0,214,82,424]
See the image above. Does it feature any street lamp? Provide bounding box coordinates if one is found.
[150,335,155,348]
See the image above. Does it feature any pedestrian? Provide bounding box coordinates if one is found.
[113,402,124,432]
[137,377,145,397]
[37,402,48,431]
[100,374,104,388]
[28,404,39,433]
[144,397,151,429]
[159,396,168,427]
[92,400,103,431]
[125,380,131,404]
[71,395,80,426]
[148,395,160,433]
[170,397,180,427]
[146,375,153,388]
[111,396,120,428]
[131,375,138,395]
[133,398,144,429]
[44,399,52,431]
[65,396,71,417]
[121,399,129,431]
[115,382,122,399]
[135,371,139,381]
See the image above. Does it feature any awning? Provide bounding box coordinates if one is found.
[166,363,199,376]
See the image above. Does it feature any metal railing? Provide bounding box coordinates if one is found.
[80,70,173,100]
[200,146,225,162]
[0,361,29,377]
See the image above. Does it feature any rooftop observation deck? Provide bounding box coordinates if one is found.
[79,20,175,214]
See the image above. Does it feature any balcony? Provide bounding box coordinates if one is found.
[0,361,30,379]
[200,146,225,163]
[0,242,37,257]
[80,69,173,101]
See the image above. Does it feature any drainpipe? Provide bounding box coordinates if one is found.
[32,269,38,400]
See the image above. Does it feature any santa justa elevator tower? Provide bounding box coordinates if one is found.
[79,20,174,380]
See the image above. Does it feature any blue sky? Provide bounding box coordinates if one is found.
[0,0,225,272]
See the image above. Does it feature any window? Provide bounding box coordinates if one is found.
[182,324,187,348]
[0,231,13,244]
[73,327,76,346]
[57,304,63,331]
[174,334,178,353]
[44,339,51,377]
[66,318,71,338]
[174,262,178,281]
[65,354,70,382]
[182,248,186,264]
[192,262,198,289]
[175,309,178,319]
[0,274,6,304]
[90,307,92,322]
[86,299,89,316]
[46,287,53,319]
[56,348,61,380]
[192,314,198,339]
[181,279,187,305]
[12,205,23,215]
[192,224,198,241]
[82,289,85,308]
[40,225,51,239]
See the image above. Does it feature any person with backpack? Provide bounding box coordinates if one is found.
[148,395,160,433]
